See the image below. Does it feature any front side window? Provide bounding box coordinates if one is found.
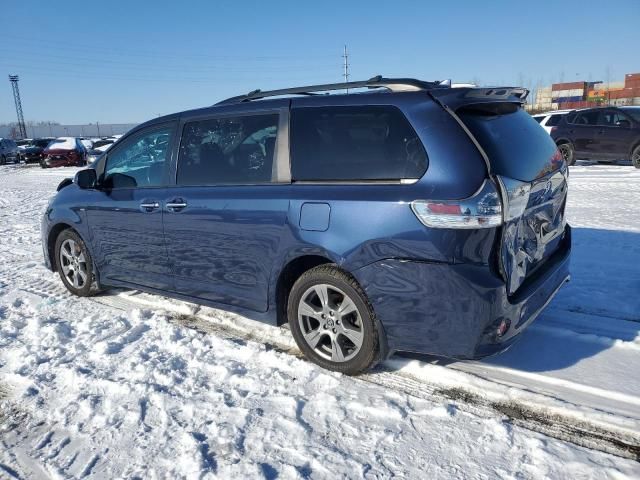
[177,114,279,186]
[290,105,427,181]
[103,126,173,189]
[601,111,628,126]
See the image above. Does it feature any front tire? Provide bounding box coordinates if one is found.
[558,142,575,166]
[54,230,97,296]
[287,265,381,375]
[632,145,640,169]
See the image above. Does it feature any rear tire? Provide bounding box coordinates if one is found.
[287,265,381,375]
[54,230,99,297]
[558,143,575,166]
[632,145,640,169]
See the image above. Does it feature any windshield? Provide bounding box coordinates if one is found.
[620,107,640,123]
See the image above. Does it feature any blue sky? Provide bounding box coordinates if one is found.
[2,0,639,124]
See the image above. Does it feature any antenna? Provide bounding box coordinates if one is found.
[8,75,27,139]
[342,45,350,92]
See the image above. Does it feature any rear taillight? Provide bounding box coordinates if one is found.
[496,176,531,221]
[550,126,558,134]
[411,180,503,229]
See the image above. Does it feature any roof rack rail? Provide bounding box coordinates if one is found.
[215,76,445,105]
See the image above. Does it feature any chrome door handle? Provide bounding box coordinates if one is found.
[140,201,160,211]
[165,201,187,212]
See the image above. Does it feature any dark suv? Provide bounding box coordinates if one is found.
[41,77,571,374]
[551,106,640,167]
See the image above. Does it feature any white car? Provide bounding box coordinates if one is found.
[532,110,572,134]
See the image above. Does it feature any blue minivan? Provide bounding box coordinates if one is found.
[42,77,571,374]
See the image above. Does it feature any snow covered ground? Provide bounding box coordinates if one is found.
[1,162,639,478]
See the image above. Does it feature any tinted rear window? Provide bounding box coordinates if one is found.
[546,114,564,126]
[290,106,427,181]
[533,116,545,123]
[458,104,560,182]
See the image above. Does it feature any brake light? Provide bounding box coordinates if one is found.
[411,180,502,229]
[550,126,558,134]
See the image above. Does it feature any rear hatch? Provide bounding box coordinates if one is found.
[431,89,568,295]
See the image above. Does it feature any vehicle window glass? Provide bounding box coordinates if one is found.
[566,112,577,124]
[620,108,640,122]
[533,116,545,123]
[546,114,563,126]
[104,126,172,189]
[574,111,599,125]
[601,111,627,126]
[290,106,427,181]
[458,105,559,182]
[177,114,279,186]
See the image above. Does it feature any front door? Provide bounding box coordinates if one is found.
[600,109,636,159]
[85,123,176,290]
[163,109,290,312]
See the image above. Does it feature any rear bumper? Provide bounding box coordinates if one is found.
[353,225,571,358]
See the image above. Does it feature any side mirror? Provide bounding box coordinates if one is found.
[74,169,97,189]
[616,119,631,128]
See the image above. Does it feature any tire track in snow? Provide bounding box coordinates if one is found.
[91,290,640,460]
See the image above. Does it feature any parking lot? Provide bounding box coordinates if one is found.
[0,161,639,478]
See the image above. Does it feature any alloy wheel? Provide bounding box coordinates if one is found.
[632,148,640,168]
[297,283,364,362]
[59,238,88,289]
[559,144,572,164]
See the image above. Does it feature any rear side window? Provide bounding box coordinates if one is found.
[290,106,427,181]
[458,104,559,182]
[533,116,545,123]
[574,111,600,125]
[546,114,563,126]
[177,114,279,186]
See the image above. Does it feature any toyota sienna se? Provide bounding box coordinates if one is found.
[41,77,571,374]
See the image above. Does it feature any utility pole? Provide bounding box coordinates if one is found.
[605,66,611,106]
[96,121,100,137]
[342,45,349,92]
[8,75,27,139]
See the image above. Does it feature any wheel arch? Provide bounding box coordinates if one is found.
[47,222,89,272]
[554,137,572,146]
[274,254,334,327]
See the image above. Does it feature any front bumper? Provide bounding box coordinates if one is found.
[353,226,571,359]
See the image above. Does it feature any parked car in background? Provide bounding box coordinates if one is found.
[79,138,94,151]
[41,137,87,168]
[552,106,640,167]
[92,138,116,152]
[42,77,571,374]
[532,110,571,134]
[86,148,105,166]
[0,138,19,164]
[16,139,33,150]
[19,138,55,164]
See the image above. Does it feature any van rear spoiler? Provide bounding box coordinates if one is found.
[430,86,529,107]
